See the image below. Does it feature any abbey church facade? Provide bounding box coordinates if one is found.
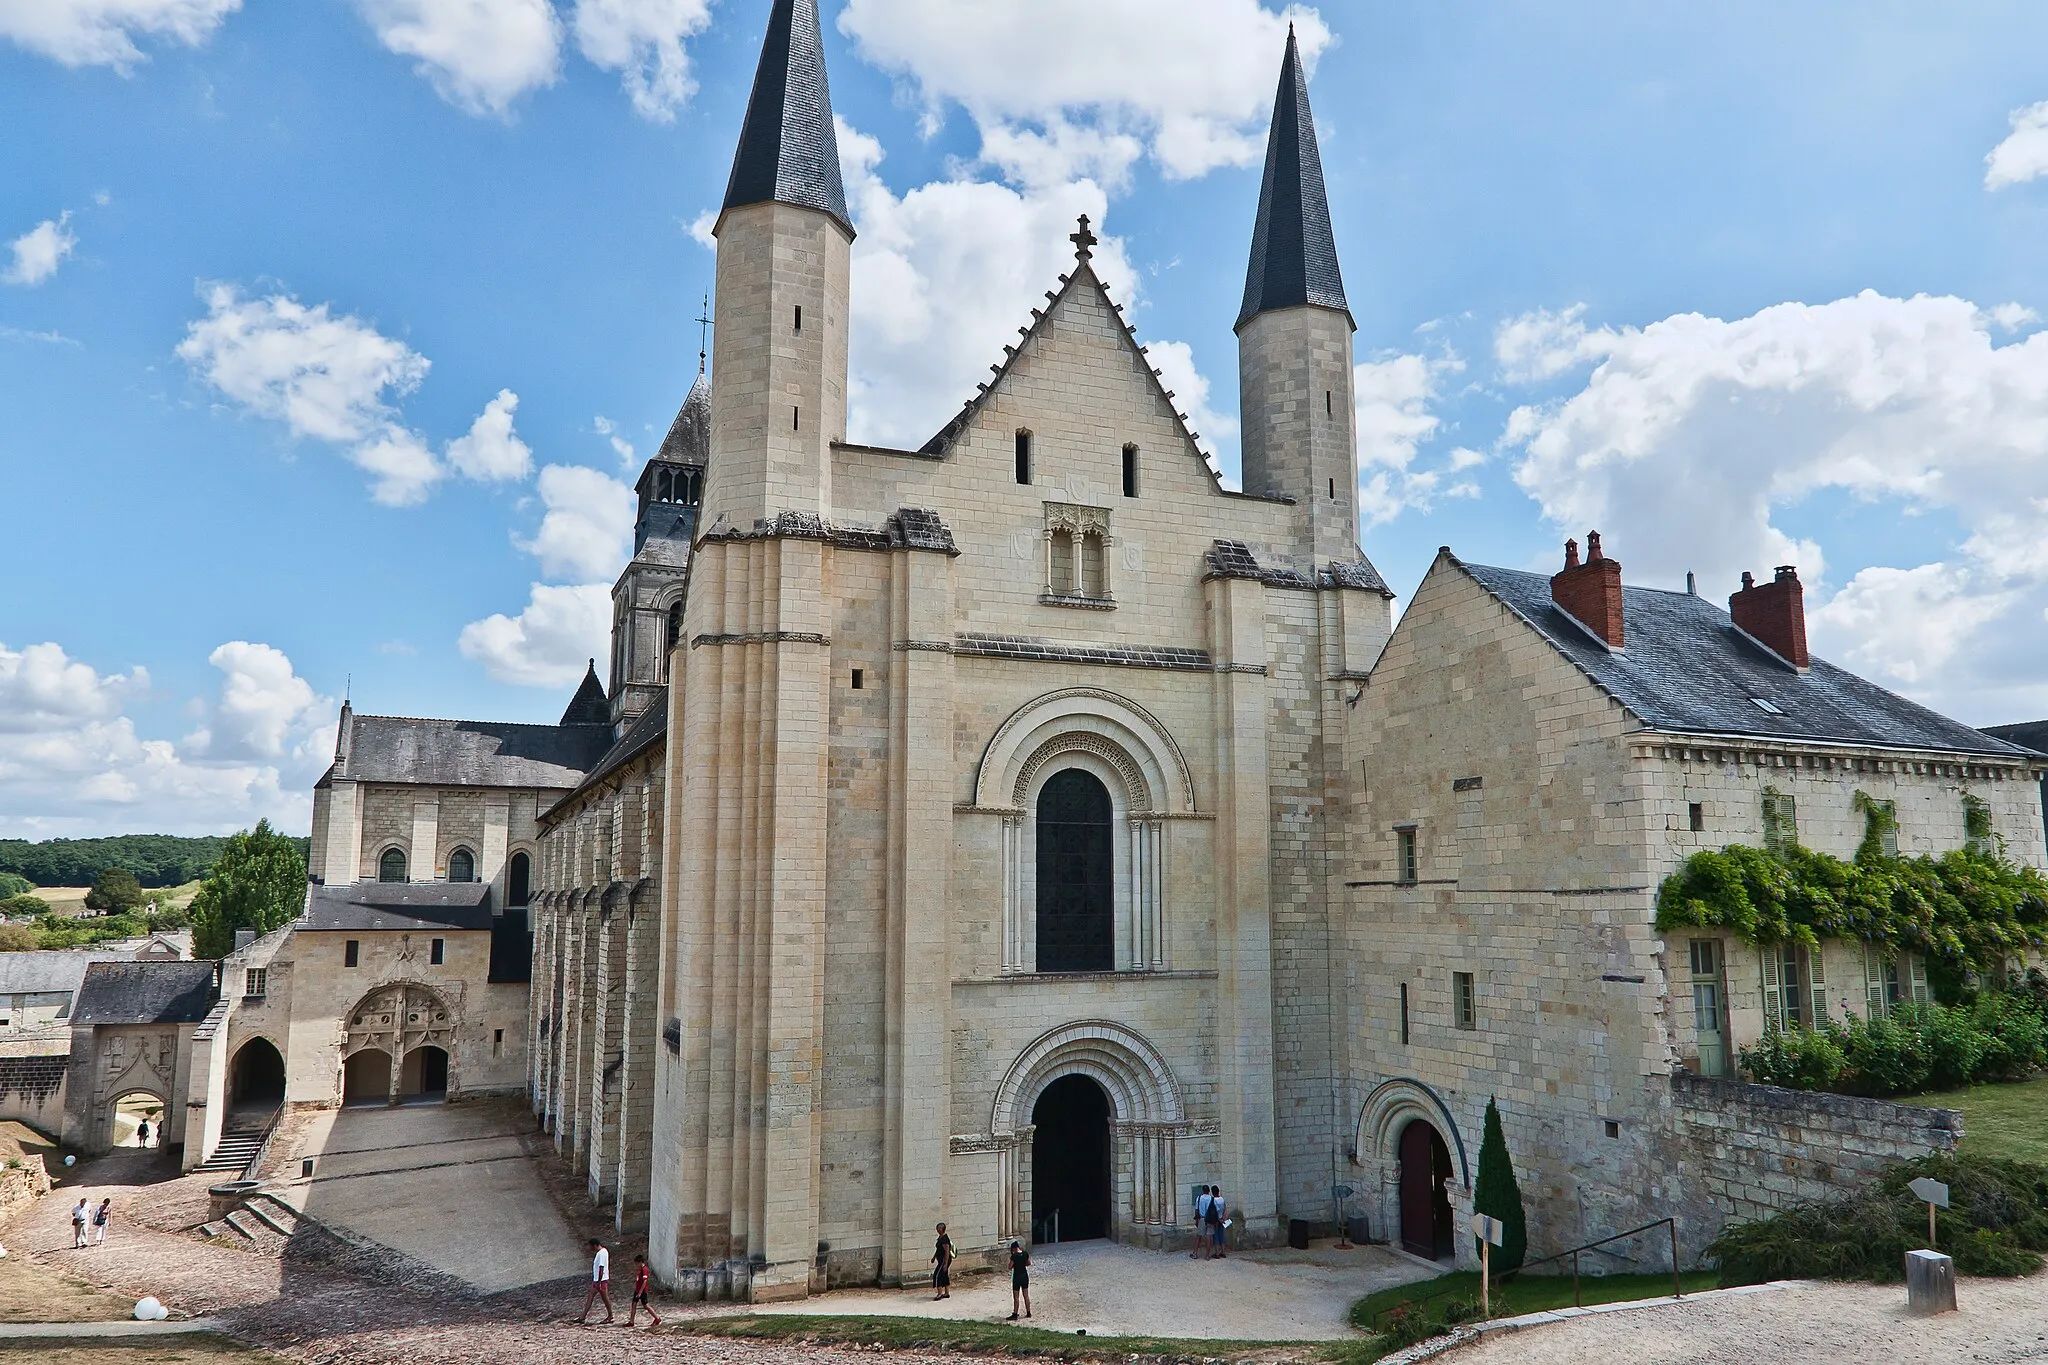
[522,0,2047,1303]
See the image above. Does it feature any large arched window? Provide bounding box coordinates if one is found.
[447,848,475,883]
[1036,768,1114,972]
[378,847,407,883]
[507,851,531,908]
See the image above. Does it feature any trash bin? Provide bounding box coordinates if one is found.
[1287,1218,1311,1250]
[1347,1214,1371,1245]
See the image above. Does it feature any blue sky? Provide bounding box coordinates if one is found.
[6,1,2048,837]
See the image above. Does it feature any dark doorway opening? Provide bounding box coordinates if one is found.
[1036,768,1114,972]
[1398,1118,1455,1260]
[229,1037,285,1107]
[1031,1074,1112,1243]
[399,1045,450,1100]
[343,1049,391,1105]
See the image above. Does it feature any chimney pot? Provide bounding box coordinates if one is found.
[1550,528,1625,648]
[1730,565,1809,669]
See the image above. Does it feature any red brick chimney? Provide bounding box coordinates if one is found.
[1730,565,1809,668]
[1550,530,1624,648]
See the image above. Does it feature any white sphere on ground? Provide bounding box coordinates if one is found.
[134,1297,162,1320]
[63,1155,75,1167]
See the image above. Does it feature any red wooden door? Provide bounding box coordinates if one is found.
[1398,1120,1436,1257]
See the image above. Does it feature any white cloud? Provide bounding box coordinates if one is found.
[445,387,533,481]
[593,414,635,467]
[1494,303,1610,383]
[0,638,331,838]
[176,283,454,504]
[4,213,78,287]
[570,0,711,123]
[458,582,610,687]
[1985,99,2048,190]
[356,0,561,117]
[518,464,635,581]
[838,0,1332,182]
[1504,290,2048,713]
[0,0,239,71]
[1353,350,1466,525]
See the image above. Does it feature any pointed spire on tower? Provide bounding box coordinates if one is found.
[560,660,611,727]
[722,0,853,237]
[1236,26,1349,332]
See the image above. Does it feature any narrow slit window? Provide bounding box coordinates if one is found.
[1325,389,1333,416]
[1015,430,1032,485]
[1122,444,1138,498]
[1453,971,1477,1029]
[793,406,800,431]
[1329,477,1336,500]
[430,937,445,965]
[850,668,864,690]
[344,939,360,968]
[1688,802,1705,832]
[1396,828,1418,884]
[793,304,802,332]
[493,1028,504,1057]
[1398,982,1410,1045]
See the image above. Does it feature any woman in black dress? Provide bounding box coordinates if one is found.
[931,1222,953,1300]
[1007,1239,1032,1319]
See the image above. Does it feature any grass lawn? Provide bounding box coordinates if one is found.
[1349,1269,1721,1332]
[1899,1077,2048,1165]
[683,1313,1307,1362]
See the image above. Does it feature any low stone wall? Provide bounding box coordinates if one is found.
[1665,1071,1961,1264]
[0,1152,52,1221]
[0,1042,70,1137]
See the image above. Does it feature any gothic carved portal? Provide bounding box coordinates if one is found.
[342,982,456,1102]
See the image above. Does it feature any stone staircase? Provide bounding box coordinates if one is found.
[199,1190,303,1252]
[193,1111,274,1176]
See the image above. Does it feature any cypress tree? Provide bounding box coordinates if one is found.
[1472,1097,1528,1271]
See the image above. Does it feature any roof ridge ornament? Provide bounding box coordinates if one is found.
[1070,214,1097,263]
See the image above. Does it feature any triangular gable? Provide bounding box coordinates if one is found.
[919,232,1232,495]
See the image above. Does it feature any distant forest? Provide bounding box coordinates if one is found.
[0,833,311,888]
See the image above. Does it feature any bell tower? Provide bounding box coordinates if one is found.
[607,368,707,732]
[1235,27,1359,570]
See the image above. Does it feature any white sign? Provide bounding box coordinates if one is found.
[1470,1212,1504,1247]
[1908,1177,1950,1209]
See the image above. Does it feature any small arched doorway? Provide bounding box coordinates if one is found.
[229,1037,285,1110]
[1031,1073,1112,1243]
[342,1049,392,1105]
[507,850,531,908]
[398,1045,449,1101]
[1036,768,1114,972]
[1398,1119,1455,1260]
[112,1091,166,1148]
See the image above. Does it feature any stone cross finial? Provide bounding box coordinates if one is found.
[1070,214,1097,262]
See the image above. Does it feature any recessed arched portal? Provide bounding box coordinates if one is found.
[399,1045,449,1101]
[229,1037,285,1109]
[1398,1118,1455,1261]
[342,1049,392,1105]
[1036,768,1114,973]
[1031,1073,1112,1243]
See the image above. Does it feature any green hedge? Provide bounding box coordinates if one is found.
[1710,1154,2048,1284]
[1740,987,2048,1097]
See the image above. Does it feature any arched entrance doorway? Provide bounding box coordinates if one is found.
[1031,1073,1112,1243]
[1398,1119,1455,1260]
[111,1091,166,1148]
[342,1049,392,1105]
[230,1038,285,1109]
[398,1045,449,1101]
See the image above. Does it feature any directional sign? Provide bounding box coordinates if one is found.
[1909,1177,1951,1209]
[1470,1212,1505,1247]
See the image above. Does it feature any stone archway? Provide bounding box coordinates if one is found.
[342,982,456,1105]
[990,1021,1188,1243]
[1357,1078,1470,1260]
[229,1036,285,1109]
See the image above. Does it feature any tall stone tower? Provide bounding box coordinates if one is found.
[1235,28,1359,570]
[701,0,852,529]
[607,370,708,733]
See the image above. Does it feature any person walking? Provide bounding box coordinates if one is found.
[930,1222,953,1300]
[1006,1239,1031,1320]
[91,1199,110,1246]
[1191,1186,1214,1259]
[71,1198,89,1249]
[626,1253,661,1327]
[1205,1186,1227,1258]
[136,1118,150,1148]
[577,1239,613,1324]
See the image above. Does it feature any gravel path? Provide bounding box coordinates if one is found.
[1441,1273,2048,1365]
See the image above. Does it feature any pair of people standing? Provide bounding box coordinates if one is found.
[1191,1185,1227,1259]
[69,1198,110,1248]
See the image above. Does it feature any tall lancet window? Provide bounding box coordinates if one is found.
[1036,769,1114,972]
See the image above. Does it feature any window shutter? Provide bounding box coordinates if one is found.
[1760,948,1783,1029]
[1908,955,1930,1004]
[1808,944,1828,1025]
[1863,946,1886,1019]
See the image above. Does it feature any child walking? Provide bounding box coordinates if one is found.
[627,1253,661,1327]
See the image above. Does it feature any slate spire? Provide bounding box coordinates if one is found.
[560,660,610,727]
[721,0,853,238]
[1236,26,1348,331]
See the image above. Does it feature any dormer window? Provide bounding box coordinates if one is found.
[1750,697,1784,715]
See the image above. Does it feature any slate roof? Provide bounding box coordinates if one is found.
[302,881,495,934]
[545,693,669,821]
[722,0,852,237]
[72,960,217,1026]
[1983,721,2048,757]
[0,952,124,999]
[1455,556,2035,758]
[654,371,711,468]
[330,708,610,789]
[560,662,611,727]
[1237,27,1350,331]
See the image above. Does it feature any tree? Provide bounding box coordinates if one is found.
[84,867,144,913]
[0,894,51,919]
[1472,1097,1528,1272]
[0,924,36,952]
[0,871,32,899]
[190,820,308,959]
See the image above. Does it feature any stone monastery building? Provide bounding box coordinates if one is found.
[512,0,2048,1300]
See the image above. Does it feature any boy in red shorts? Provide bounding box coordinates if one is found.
[628,1252,662,1327]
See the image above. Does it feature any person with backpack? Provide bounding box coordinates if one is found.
[1205,1185,1227,1258]
[136,1118,150,1148]
[91,1199,111,1246]
[1192,1186,1214,1259]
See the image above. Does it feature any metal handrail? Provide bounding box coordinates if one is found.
[1370,1216,1683,1330]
